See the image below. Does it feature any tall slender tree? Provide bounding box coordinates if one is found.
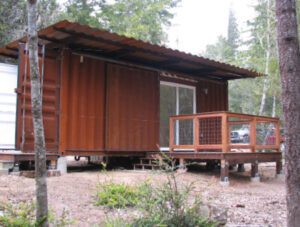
[27,0,48,225]
[275,0,300,226]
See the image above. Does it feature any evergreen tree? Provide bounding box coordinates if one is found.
[227,7,239,61]
[99,0,180,44]
[61,0,180,44]
[60,0,103,28]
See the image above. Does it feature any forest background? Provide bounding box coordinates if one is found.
[0,0,295,122]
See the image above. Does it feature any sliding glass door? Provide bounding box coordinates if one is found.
[160,81,196,149]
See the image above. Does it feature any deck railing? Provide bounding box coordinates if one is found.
[169,111,281,152]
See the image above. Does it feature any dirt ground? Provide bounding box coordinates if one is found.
[0,158,286,227]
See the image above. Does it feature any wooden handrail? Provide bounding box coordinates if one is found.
[169,111,281,153]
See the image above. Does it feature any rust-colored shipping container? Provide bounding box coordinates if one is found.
[0,20,261,158]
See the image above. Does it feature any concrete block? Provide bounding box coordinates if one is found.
[276,173,285,180]
[0,169,9,175]
[0,161,14,170]
[220,176,230,186]
[219,180,230,187]
[90,155,104,164]
[57,157,67,174]
[251,176,261,182]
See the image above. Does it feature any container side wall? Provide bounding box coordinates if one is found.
[16,45,60,152]
[60,54,106,154]
[197,80,228,112]
[106,63,159,151]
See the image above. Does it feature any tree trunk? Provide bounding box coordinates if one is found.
[27,0,48,225]
[259,0,271,116]
[272,94,276,118]
[275,0,300,226]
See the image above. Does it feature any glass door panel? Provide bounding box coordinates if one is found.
[160,84,176,147]
[160,82,195,148]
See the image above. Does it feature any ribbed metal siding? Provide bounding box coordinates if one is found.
[0,63,17,149]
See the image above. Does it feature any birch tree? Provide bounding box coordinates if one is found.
[27,0,48,225]
[275,0,300,226]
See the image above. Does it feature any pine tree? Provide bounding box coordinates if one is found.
[275,0,300,226]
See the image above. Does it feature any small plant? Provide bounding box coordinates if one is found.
[95,182,143,208]
[132,174,216,227]
[0,201,73,227]
[0,202,37,227]
[102,157,217,227]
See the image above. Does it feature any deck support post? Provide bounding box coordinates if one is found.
[12,162,20,172]
[237,163,245,172]
[220,159,229,186]
[276,159,284,176]
[177,158,187,173]
[251,161,260,182]
[49,160,57,170]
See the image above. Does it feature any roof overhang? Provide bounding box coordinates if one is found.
[0,20,263,81]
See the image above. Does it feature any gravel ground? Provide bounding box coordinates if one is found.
[0,159,286,227]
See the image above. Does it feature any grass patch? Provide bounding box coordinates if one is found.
[95,182,145,208]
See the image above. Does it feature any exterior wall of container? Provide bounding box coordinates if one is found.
[197,79,228,112]
[16,45,60,152]
[0,63,18,149]
[59,51,106,155]
[15,48,228,155]
[106,63,159,152]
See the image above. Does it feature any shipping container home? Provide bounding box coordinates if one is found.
[0,21,282,183]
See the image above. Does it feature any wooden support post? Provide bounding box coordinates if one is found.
[220,159,229,186]
[194,116,199,150]
[237,163,245,172]
[275,121,281,151]
[49,160,57,170]
[251,161,260,182]
[169,118,174,152]
[276,159,283,175]
[221,114,229,153]
[179,158,185,168]
[250,118,257,152]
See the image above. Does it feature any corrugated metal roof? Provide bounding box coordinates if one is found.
[0,20,263,80]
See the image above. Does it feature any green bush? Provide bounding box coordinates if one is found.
[103,175,216,227]
[0,202,36,227]
[131,174,216,227]
[0,202,73,227]
[95,182,143,208]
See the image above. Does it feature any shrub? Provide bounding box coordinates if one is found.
[131,174,216,227]
[0,201,73,227]
[0,202,36,227]
[102,175,216,227]
[95,182,143,208]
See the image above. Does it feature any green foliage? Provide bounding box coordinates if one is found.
[103,176,215,227]
[61,0,180,44]
[131,175,216,227]
[0,0,59,48]
[0,202,73,227]
[0,0,27,46]
[60,0,104,27]
[99,0,180,44]
[95,182,144,208]
[102,157,216,227]
[0,202,37,227]
[203,0,283,118]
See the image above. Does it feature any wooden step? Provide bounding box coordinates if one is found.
[134,163,161,170]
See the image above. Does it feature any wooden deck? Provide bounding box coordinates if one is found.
[165,111,283,183]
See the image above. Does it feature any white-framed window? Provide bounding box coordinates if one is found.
[159,81,196,150]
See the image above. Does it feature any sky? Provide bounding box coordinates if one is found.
[166,0,256,55]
